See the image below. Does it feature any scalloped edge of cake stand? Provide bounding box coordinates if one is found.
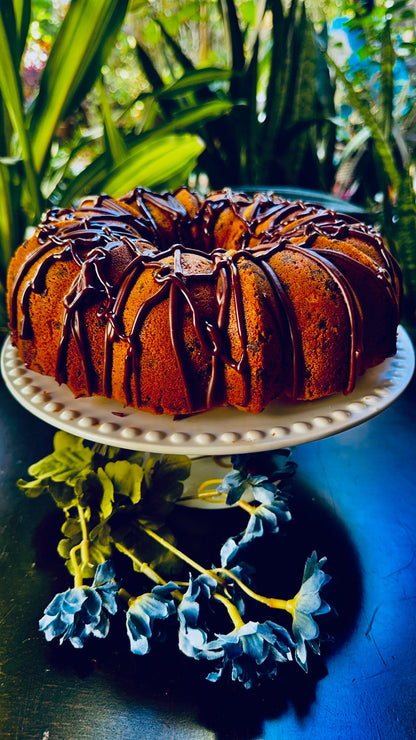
[1,326,414,458]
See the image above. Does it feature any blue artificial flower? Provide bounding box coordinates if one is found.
[220,492,292,567]
[231,449,297,484]
[206,620,294,689]
[217,469,278,506]
[217,449,296,507]
[177,573,223,661]
[289,552,331,671]
[126,582,177,655]
[39,560,119,648]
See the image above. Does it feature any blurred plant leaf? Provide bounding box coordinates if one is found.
[393,171,416,317]
[157,68,231,99]
[95,133,205,197]
[379,18,394,142]
[326,53,400,191]
[29,0,130,176]
[97,77,128,163]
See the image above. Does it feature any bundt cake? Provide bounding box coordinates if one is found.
[7,187,402,416]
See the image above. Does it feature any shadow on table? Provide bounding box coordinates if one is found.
[32,474,362,739]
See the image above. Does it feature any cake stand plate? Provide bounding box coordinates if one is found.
[2,327,414,456]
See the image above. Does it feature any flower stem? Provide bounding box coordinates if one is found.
[237,499,256,515]
[115,541,184,604]
[115,542,166,586]
[139,524,293,623]
[70,543,84,588]
[140,525,291,613]
[214,592,245,629]
[197,478,226,503]
[141,525,224,586]
[77,504,91,574]
[213,567,289,612]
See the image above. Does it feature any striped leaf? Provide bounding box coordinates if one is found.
[97,78,127,164]
[99,134,205,197]
[29,0,129,177]
[59,103,222,205]
[327,54,400,191]
[0,163,15,278]
[157,68,231,99]
[263,0,298,167]
[393,171,416,316]
[286,4,318,179]
[13,0,31,58]
[0,4,41,218]
[379,19,394,141]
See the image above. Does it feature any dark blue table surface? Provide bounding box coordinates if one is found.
[1,331,415,740]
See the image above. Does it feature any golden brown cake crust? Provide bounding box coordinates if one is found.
[7,188,402,416]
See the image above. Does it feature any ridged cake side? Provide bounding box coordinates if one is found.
[7,188,402,415]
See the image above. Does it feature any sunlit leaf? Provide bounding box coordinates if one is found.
[99,133,204,197]
[157,68,231,99]
[29,0,129,176]
[104,460,143,504]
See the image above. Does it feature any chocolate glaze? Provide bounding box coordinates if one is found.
[9,189,402,414]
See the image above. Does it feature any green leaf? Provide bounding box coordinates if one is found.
[393,170,416,314]
[285,4,318,179]
[61,517,82,540]
[60,124,207,206]
[98,133,205,197]
[157,68,231,99]
[156,19,195,72]
[104,460,143,504]
[29,0,130,176]
[0,0,20,71]
[97,466,115,519]
[97,77,127,163]
[263,0,297,166]
[49,481,78,510]
[90,521,113,549]
[0,4,41,218]
[58,507,112,576]
[379,18,394,141]
[326,53,400,191]
[138,453,191,521]
[115,522,183,578]
[16,479,47,498]
[150,100,233,134]
[143,454,190,491]
[25,431,93,486]
[57,536,76,562]
[135,39,165,91]
[220,0,245,75]
[134,39,178,121]
[13,0,31,58]
[0,163,16,275]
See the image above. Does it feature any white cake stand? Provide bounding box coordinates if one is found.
[2,326,414,454]
[2,326,414,507]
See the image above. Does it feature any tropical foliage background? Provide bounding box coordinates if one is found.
[1,0,416,332]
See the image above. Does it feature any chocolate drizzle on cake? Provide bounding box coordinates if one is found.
[8,188,402,415]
